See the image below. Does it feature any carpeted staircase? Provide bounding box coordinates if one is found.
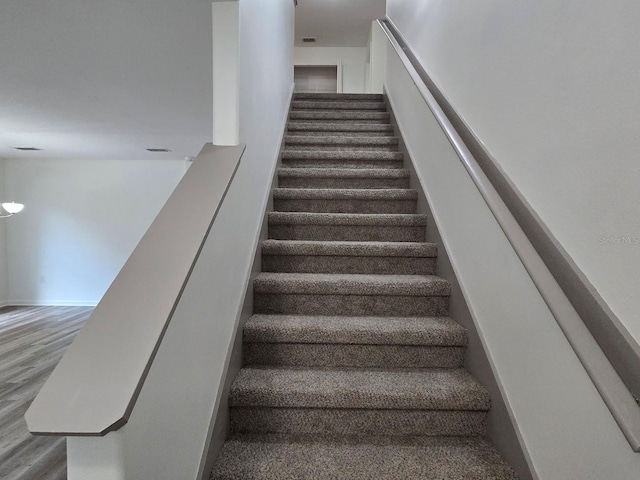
[210,93,518,479]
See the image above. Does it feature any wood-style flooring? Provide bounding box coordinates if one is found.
[0,306,92,480]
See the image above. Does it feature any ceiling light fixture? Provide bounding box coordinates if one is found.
[146,148,171,153]
[15,147,41,151]
[0,202,25,218]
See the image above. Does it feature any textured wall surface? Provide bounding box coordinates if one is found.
[385,33,640,480]
[387,0,640,343]
[3,158,186,305]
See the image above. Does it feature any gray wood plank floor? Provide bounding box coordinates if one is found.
[0,306,92,480]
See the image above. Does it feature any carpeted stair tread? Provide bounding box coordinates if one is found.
[282,160,403,170]
[242,343,465,368]
[244,315,466,346]
[272,188,417,200]
[292,101,387,111]
[253,272,450,297]
[268,212,427,226]
[294,93,384,101]
[268,214,427,242]
[261,240,436,274]
[285,136,398,151]
[210,434,518,480]
[261,239,436,257]
[281,150,404,169]
[278,167,410,179]
[267,212,428,242]
[288,131,395,138]
[229,367,490,410]
[288,121,394,134]
[285,135,398,146]
[283,150,402,161]
[254,287,447,316]
[288,130,394,137]
[229,408,485,436]
[277,168,411,189]
[289,110,390,122]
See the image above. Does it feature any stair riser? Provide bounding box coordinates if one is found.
[268,224,426,242]
[278,176,410,189]
[262,255,436,275]
[274,198,417,214]
[282,159,403,169]
[285,136,397,146]
[283,151,402,161]
[294,93,384,101]
[290,112,390,123]
[243,343,464,368]
[291,101,387,111]
[254,293,449,316]
[288,122,394,134]
[287,131,394,137]
[289,119,391,125]
[285,144,398,152]
[230,407,486,436]
[244,315,467,345]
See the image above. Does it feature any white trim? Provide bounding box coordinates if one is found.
[293,62,343,93]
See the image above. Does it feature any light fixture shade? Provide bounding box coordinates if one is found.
[2,202,24,214]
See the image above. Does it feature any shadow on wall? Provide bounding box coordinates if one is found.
[35,210,119,305]
[5,158,186,306]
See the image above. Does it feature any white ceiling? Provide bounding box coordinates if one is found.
[0,1,387,161]
[295,0,386,47]
[0,0,213,161]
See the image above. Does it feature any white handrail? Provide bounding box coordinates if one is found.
[25,143,244,436]
[378,18,640,451]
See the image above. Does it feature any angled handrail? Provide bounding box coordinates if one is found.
[379,18,640,451]
[25,143,244,436]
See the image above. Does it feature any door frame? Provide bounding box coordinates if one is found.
[293,62,343,93]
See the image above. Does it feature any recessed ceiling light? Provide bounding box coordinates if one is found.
[15,147,41,151]
[302,37,316,43]
[146,148,171,153]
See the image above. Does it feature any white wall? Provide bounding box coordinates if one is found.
[0,161,9,306]
[66,1,295,479]
[212,2,240,146]
[3,158,186,305]
[387,0,640,343]
[368,21,387,94]
[295,47,367,93]
[385,41,640,480]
